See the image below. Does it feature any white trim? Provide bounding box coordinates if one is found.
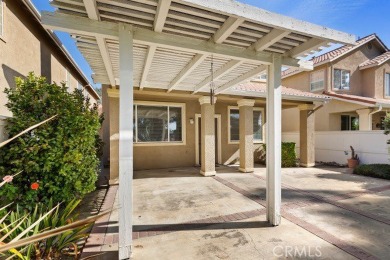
[133,101,186,146]
[384,72,390,98]
[195,113,222,165]
[227,106,265,144]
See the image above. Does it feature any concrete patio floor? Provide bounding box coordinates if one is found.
[82,166,390,259]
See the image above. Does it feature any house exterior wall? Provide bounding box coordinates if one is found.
[282,100,366,132]
[282,39,387,133]
[103,87,307,172]
[0,0,97,119]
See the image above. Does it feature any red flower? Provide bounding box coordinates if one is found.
[2,175,13,183]
[31,182,40,190]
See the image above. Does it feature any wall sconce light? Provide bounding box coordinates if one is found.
[189,118,194,125]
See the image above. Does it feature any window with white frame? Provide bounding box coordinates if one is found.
[334,69,350,90]
[385,73,390,97]
[310,70,324,91]
[229,107,264,143]
[134,103,184,143]
[64,69,69,88]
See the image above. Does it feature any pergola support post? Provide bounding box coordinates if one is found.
[266,54,282,226]
[118,23,133,260]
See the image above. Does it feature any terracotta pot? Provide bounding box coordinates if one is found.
[347,159,359,168]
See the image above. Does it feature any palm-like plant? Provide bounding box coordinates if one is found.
[0,116,111,259]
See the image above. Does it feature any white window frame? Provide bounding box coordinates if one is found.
[65,69,71,88]
[333,69,350,90]
[310,69,325,92]
[385,72,390,97]
[134,101,186,146]
[0,0,4,39]
[228,106,265,144]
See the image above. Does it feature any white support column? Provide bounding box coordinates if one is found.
[118,23,133,260]
[266,54,282,226]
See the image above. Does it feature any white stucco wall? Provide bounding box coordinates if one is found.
[283,131,389,165]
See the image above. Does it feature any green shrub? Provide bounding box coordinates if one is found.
[0,73,101,209]
[259,142,297,167]
[353,164,390,180]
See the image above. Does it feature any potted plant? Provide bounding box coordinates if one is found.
[347,146,359,168]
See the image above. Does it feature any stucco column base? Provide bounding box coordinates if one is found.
[239,167,254,173]
[200,170,217,176]
[238,99,255,173]
[199,96,216,176]
[299,104,316,168]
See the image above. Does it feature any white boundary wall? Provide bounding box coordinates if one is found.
[282,131,389,165]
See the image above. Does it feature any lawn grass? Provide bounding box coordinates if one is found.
[353,164,390,180]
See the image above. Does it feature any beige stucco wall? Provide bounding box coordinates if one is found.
[103,88,300,171]
[0,0,96,118]
[282,100,366,132]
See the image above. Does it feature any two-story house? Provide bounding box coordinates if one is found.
[0,0,100,140]
[282,34,390,132]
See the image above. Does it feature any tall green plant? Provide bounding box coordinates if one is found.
[0,73,101,209]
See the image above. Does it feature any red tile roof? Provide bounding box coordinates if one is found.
[324,91,390,107]
[282,34,388,78]
[232,81,329,100]
[359,51,390,69]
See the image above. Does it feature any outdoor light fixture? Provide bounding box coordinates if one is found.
[189,118,194,125]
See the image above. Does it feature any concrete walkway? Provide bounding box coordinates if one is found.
[82,166,390,259]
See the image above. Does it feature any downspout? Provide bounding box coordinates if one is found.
[368,105,383,130]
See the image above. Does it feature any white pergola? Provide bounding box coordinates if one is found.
[41,0,355,258]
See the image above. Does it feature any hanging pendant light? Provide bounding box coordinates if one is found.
[210,55,215,105]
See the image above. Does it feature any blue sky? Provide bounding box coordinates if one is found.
[32,0,390,89]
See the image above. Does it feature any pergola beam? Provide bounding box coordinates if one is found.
[167,16,243,92]
[252,28,290,52]
[154,0,172,33]
[167,54,207,93]
[287,38,328,58]
[139,46,156,90]
[192,60,243,94]
[215,65,266,94]
[83,0,116,87]
[41,12,308,68]
[213,17,244,44]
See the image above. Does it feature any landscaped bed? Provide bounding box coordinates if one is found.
[353,164,390,180]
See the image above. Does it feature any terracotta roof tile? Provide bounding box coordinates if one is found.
[232,82,329,100]
[324,91,390,106]
[359,51,390,69]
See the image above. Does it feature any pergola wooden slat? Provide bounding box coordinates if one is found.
[40,1,355,258]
